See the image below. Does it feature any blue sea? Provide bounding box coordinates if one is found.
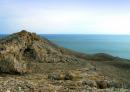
[0,34,130,59]
[42,35,130,59]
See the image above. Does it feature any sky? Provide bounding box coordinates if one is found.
[0,0,130,34]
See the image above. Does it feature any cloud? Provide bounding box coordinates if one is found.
[1,0,130,34]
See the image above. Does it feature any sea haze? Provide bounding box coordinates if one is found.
[41,34,130,59]
[0,34,130,59]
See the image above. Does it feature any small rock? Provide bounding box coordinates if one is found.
[96,80,108,89]
[64,73,73,80]
[82,80,97,88]
[48,74,61,80]
[6,90,10,92]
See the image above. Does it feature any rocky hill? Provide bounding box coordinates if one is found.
[0,30,93,74]
[0,30,130,92]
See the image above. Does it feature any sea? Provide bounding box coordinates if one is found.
[0,34,130,59]
[42,34,130,59]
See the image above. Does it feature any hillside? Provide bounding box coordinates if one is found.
[0,30,130,92]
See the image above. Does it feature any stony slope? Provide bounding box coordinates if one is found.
[0,30,88,74]
[0,30,130,92]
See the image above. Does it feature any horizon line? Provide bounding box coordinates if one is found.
[0,33,130,35]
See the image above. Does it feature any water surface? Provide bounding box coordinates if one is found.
[42,34,130,59]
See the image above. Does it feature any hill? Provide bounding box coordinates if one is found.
[0,30,130,92]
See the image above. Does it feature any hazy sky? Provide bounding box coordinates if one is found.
[0,0,130,34]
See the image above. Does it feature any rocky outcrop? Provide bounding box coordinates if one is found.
[0,30,53,74]
[0,30,87,74]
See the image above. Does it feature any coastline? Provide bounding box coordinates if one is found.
[0,31,130,92]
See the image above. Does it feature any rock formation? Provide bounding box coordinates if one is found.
[0,30,93,74]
